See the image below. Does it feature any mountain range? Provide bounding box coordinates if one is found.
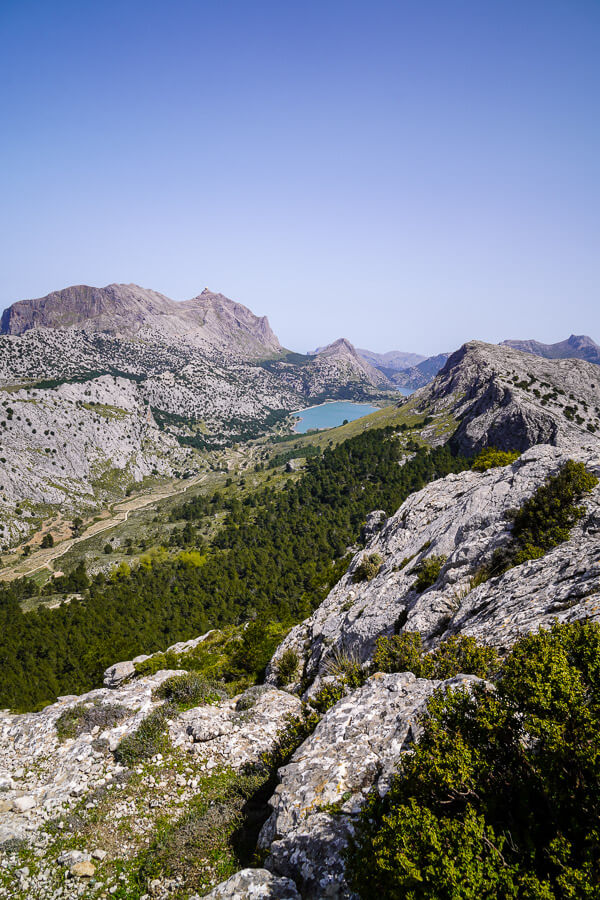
[501,333,600,365]
[1,321,600,898]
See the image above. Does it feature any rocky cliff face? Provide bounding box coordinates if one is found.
[413,340,600,454]
[1,283,282,359]
[0,375,186,546]
[502,333,600,365]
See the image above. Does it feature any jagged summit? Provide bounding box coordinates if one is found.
[501,334,600,365]
[312,337,394,389]
[0,282,282,358]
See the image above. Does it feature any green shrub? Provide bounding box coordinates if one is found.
[348,621,600,898]
[265,709,321,770]
[471,447,520,471]
[373,633,498,680]
[114,706,170,765]
[154,673,226,709]
[275,648,300,686]
[55,701,130,741]
[353,553,383,583]
[472,460,598,585]
[412,555,447,593]
[373,632,424,676]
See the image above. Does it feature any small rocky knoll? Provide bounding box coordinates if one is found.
[0,636,304,899]
[413,339,600,454]
[258,672,484,898]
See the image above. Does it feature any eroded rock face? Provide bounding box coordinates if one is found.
[259,672,484,899]
[267,445,600,689]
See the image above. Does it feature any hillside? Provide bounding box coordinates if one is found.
[0,291,396,548]
[1,339,600,898]
[413,339,600,453]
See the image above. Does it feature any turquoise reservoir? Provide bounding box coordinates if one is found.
[293,400,379,433]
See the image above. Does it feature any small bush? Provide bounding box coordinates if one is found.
[348,621,600,898]
[471,447,520,471]
[154,673,226,709]
[265,709,321,771]
[275,648,300,685]
[412,555,447,593]
[353,553,383,583]
[373,633,499,680]
[55,701,130,741]
[114,706,170,765]
[373,632,424,675]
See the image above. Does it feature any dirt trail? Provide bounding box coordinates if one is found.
[0,473,208,581]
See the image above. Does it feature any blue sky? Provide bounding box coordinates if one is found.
[1,0,598,355]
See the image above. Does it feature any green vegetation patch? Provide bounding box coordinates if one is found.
[348,620,600,898]
[412,554,447,593]
[114,706,171,766]
[478,460,598,582]
[372,632,499,680]
[471,447,521,471]
[352,552,383,583]
[154,672,227,710]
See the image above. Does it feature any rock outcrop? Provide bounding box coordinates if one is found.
[268,444,600,688]
[413,340,600,454]
[260,672,484,898]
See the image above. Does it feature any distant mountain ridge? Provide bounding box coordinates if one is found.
[501,334,600,365]
[355,349,426,371]
[354,346,451,390]
[0,283,282,359]
[310,338,394,390]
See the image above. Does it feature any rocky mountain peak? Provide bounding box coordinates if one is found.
[414,340,600,454]
[0,282,282,359]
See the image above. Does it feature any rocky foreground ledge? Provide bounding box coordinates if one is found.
[1,442,599,898]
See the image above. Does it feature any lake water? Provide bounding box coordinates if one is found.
[293,400,379,433]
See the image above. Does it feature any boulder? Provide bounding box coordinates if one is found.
[260,672,484,897]
[203,867,300,899]
[102,660,135,688]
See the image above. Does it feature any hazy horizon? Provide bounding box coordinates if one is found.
[1,0,598,356]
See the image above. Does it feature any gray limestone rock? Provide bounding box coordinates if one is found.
[102,660,136,688]
[268,445,600,690]
[260,672,483,898]
[202,867,300,899]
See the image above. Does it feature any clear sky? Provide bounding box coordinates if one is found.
[1,0,598,355]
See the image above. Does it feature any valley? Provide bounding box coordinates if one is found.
[0,285,599,900]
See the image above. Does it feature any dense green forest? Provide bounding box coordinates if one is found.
[0,428,469,710]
